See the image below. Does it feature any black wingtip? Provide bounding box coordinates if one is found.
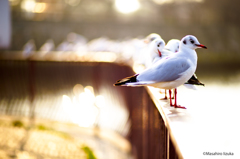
[113,74,139,86]
[186,75,205,86]
[113,83,122,86]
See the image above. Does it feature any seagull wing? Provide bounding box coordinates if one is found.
[137,57,191,83]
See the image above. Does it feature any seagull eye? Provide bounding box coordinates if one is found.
[150,37,156,42]
[183,40,186,44]
[157,42,161,47]
[190,39,194,44]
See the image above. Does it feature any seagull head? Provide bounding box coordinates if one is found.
[180,35,207,50]
[151,38,165,57]
[144,33,161,44]
[165,39,180,53]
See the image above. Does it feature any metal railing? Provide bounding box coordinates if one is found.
[0,57,180,159]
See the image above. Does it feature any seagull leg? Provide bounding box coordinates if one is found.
[160,89,168,100]
[164,90,168,99]
[171,89,174,99]
[169,90,174,106]
[174,88,186,109]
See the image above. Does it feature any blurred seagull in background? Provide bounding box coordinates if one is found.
[145,38,166,68]
[165,39,180,53]
[144,33,162,44]
[39,39,55,55]
[133,33,162,65]
[114,35,207,109]
[22,39,36,58]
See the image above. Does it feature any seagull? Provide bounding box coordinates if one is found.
[165,39,204,86]
[133,33,162,66]
[159,43,177,99]
[161,38,205,98]
[165,39,180,53]
[147,38,203,99]
[114,35,207,109]
[22,39,36,57]
[164,37,205,97]
[39,39,55,54]
[144,38,166,68]
[144,33,162,44]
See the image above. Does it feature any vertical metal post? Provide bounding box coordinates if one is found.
[169,138,179,159]
[142,89,149,159]
[28,61,35,121]
[140,89,168,159]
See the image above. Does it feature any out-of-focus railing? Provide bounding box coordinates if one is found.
[0,52,180,159]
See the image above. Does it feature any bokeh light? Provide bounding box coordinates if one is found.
[21,0,46,13]
[114,0,141,14]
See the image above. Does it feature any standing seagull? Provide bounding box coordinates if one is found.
[164,39,204,98]
[114,35,207,109]
[165,39,205,88]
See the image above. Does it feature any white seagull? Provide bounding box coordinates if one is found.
[144,33,162,44]
[165,39,205,89]
[144,38,166,68]
[114,35,207,109]
[165,39,180,53]
[152,38,205,99]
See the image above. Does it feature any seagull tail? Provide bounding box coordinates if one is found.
[114,74,139,86]
[185,75,205,86]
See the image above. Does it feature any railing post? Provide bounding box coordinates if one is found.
[28,60,36,121]
[169,137,179,159]
[141,89,168,159]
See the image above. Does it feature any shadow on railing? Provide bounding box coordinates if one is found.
[0,58,180,159]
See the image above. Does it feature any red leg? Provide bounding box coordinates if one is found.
[169,90,173,106]
[171,89,174,99]
[164,90,168,99]
[160,89,168,100]
[174,88,177,106]
[174,88,186,109]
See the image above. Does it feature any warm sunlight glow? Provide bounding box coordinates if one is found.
[114,0,140,14]
[73,84,84,96]
[95,95,106,108]
[92,52,117,62]
[61,84,129,133]
[34,3,46,13]
[133,62,145,73]
[84,86,94,96]
[62,89,98,128]
[21,0,46,13]
[21,0,36,12]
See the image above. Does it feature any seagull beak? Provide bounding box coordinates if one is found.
[158,49,162,57]
[195,44,207,49]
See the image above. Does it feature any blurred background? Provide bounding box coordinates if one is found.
[5,0,240,56]
[2,0,240,63]
[0,0,240,158]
